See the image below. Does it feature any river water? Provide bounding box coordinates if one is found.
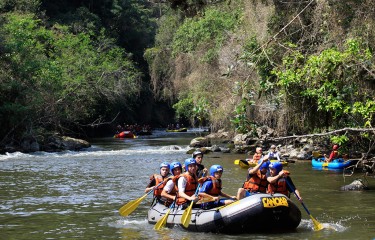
[1,129,374,240]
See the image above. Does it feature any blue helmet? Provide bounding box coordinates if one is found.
[269,162,283,174]
[170,161,182,175]
[160,161,170,169]
[184,158,197,170]
[258,159,270,171]
[209,165,223,177]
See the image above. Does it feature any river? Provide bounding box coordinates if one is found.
[1,129,374,239]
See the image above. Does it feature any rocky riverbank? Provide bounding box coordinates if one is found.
[0,134,90,154]
[187,129,364,160]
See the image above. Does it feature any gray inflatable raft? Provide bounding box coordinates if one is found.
[148,193,301,233]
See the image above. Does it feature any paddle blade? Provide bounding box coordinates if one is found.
[239,160,250,168]
[322,162,328,167]
[154,208,171,230]
[310,215,324,231]
[181,202,193,228]
[196,196,215,204]
[233,159,240,165]
[119,194,147,217]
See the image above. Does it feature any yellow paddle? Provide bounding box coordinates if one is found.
[239,159,250,168]
[195,195,215,204]
[286,179,324,231]
[181,184,200,228]
[233,159,240,165]
[119,181,164,217]
[154,202,175,230]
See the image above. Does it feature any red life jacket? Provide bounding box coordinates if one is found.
[153,174,168,197]
[328,150,339,161]
[175,172,198,205]
[200,176,222,196]
[267,177,289,196]
[243,170,268,193]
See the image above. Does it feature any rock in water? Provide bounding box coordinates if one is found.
[340,179,369,191]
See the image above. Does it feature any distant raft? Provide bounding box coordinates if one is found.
[114,131,136,139]
[312,157,352,169]
[148,193,301,233]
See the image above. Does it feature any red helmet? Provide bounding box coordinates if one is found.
[332,144,339,150]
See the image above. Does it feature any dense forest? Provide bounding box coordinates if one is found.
[0,0,374,153]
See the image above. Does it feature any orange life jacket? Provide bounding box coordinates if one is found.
[153,174,168,197]
[175,172,198,205]
[200,176,222,196]
[164,175,179,206]
[267,177,289,196]
[243,170,268,193]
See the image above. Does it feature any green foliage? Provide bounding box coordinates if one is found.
[330,135,349,153]
[172,94,194,121]
[172,8,240,61]
[192,97,209,126]
[240,36,277,93]
[172,93,210,126]
[273,38,375,128]
[0,13,141,138]
[230,80,256,134]
[330,135,349,146]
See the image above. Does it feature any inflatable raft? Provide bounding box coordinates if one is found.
[312,158,352,169]
[148,193,301,233]
[114,131,136,138]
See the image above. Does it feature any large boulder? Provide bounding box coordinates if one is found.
[190,137,211,148]
[43,135,90,152]
[20,136,40,152]
[340,179,369,191]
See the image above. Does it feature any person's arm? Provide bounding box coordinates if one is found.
[249,155,269,174]
[161,180,176,201]
[220,191,236,199]
[286,177,303,201]
[144,176,156,193]
[267,170,287,184]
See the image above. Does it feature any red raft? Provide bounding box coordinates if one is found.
[114,131,136,138]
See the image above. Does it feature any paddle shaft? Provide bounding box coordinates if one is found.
[154,202,175,230]
[181,184,200,228]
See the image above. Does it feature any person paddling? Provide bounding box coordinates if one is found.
[267,162,302,201]
[198,165,236,209]
[161,161,182,207]
[176,158,199,209]
[247,147,263,164]
[145,162,171,200]
[267,145,281,162]
[324,144,340,163]
[237,155,270,200]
